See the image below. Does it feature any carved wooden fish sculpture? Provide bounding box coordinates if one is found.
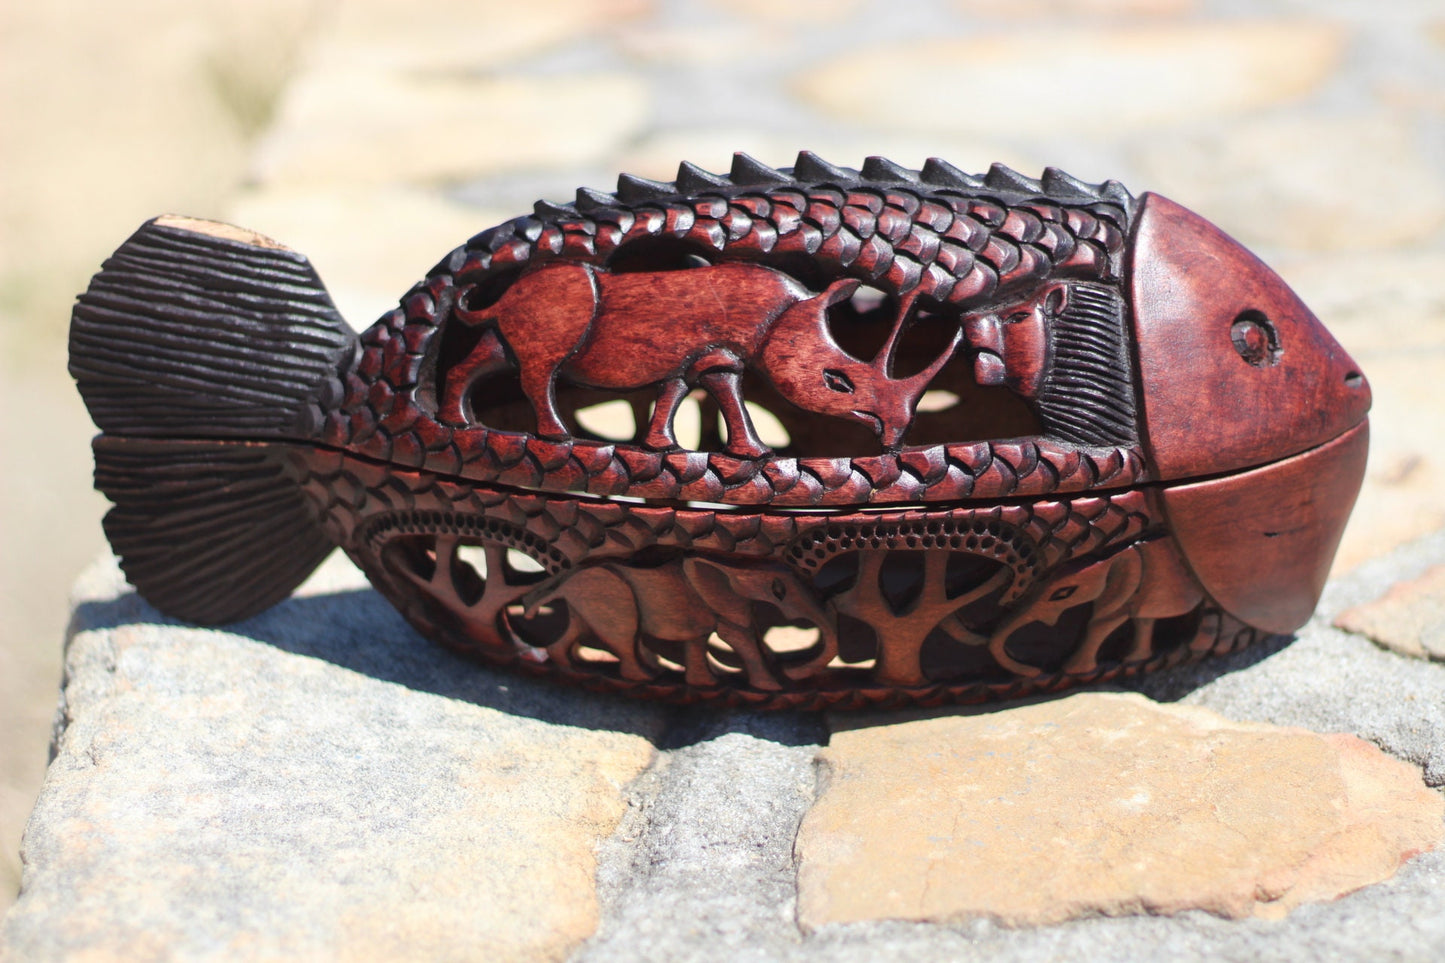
[69,153,1371,709]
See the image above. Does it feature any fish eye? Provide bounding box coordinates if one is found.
[1049,585,1077,601]
[1230,310,1282,367]
[823,369,855,393]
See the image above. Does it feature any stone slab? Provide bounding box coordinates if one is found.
[572,527,1445,962]
[0,555,665,963]
[9,528,1445,962]
[1336,564,1445,661]
[792,22,1344,136]
[796,692,1442,929]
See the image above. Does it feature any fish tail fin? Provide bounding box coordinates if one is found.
[69,216,358,623]
[69,215,356,440]
[91,438,335,623]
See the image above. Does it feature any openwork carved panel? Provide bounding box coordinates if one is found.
[68,155,1371,708]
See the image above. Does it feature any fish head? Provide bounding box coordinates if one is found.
[1128,192,1371,480]
[1133,193,1372,636]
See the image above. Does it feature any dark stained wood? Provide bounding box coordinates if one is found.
[67,155,1371,709]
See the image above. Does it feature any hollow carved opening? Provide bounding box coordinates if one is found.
[430,252,1144,456]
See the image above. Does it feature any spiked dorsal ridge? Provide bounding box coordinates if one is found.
[792,151,855,183]
[919,157,983,189]
[534,199,579,219]
[1041,167,1097,199]
[527,157,1134,230]
[729,152,792,186]
[676,161,730,193]
[861,156,919,184]
[985,163,1041,193]
[574,186,617,212]
[616,173,676,203]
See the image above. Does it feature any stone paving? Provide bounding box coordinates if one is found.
[3,0,1445,953]
[5,523,1445,961]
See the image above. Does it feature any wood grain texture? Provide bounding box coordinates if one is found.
[66,156,1371,707]
[1128,192,1371,480]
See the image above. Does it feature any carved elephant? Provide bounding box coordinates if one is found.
[522,555,837,690]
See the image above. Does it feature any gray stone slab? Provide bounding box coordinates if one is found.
[6,528,1445,962]
[578,711,825,963]
[568,528,1445,961]
[1,555,665,963]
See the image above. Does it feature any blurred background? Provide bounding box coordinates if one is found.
[2,0,1442,911]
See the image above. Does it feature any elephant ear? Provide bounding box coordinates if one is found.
[682,557,731,603]
[682,557,756,624]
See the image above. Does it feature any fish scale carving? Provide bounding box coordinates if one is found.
[68,156,1369,709]
[307,445,1198,710]
[460,154,1130,305]
[326,157,1142,508]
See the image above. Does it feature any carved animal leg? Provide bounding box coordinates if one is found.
[698,368,768,459]
[1060,549,1146,674]
[695,393,726,453]
[520,365,569,440]
[628,395,654,447]
[715,621,783,691]
[1062,612,1132,675]
[526,568,657,682]
[987,629,1046,678]
[439,328,511,424]
[549,603,658,683]
[1124,617,1158,663]
[683,636,717,688]
[1189,610,1222,654]
[642,377,690,450]
[779,622,839,681]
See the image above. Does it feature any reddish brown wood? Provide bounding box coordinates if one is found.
[962,282,1062,398]
[989,536,1204,677]
[1160,420,1370,634]
[1128,192,1372,481]
[442,261,958,458]
[67,154,1372,709]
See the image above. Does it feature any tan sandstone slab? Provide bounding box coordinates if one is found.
[1133,115,1445,251]
[0,555,662,963]
[796,692,1443,930]
[1336,565,1445,662]
[953,0,1198,16]
[792,22,1344,136]
[248,0,649,192]
[254,69,649,190]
